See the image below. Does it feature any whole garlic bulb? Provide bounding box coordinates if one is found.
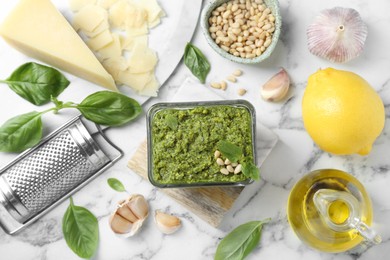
[109,194,149,237]
[307,7,368,63]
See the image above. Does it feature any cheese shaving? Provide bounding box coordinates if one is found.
[70,0,165,96]
[69,0,97,12]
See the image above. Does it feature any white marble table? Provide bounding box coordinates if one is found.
[1,0,390,259]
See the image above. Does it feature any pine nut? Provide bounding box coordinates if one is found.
[217,158,225,165]
[223,10,231,19]
[225,158,231,165]
[237,88,247,96]
[209,26,218,33]
[211,82,221,89]
[262,23,272,30]
[264,38,272,47]
[221,45,230,52]
[220,168,230,175]
[227,75,237,82]
[234,164,242,174]
[233,69,242,76]
[214,150,221,159]
[220,80,227,90]
[227,165,234,173]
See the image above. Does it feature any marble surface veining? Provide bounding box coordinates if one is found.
[1,0,390,259]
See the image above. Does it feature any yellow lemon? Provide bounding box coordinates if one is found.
[302,68,385,155]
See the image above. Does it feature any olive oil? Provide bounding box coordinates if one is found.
[328,200,350,225]
[287,169,373,253]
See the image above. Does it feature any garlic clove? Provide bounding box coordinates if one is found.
[116,203,138,223]
[109,194,149,237]
[154,210,181,235]
[307,7,368,63]
[126,194,149,219]
[109,213,133,234]
[261,68,290,102]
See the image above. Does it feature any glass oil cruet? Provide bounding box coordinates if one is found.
[287,169,382,253]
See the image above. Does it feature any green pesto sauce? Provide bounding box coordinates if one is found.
[151,105,254,185]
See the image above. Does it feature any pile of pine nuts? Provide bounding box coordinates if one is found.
[208,0,276,59]
[214,150,242,175]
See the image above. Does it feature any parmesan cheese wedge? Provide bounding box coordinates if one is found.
[0,0,117,91]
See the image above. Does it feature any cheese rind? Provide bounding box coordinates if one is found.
[0,0,117,91]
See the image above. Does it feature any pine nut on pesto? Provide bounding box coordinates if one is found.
[147,100,257,188]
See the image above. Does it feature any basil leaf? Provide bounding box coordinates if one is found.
[62,198,99,259]
[77,91,142,126]
[165,114,178,130]
[217,140,242,163]
[3,62,70,105]
[107,178,126,192]
[215,219,270,260]
[0,111,42,152]
[184,43,210,83]
[242,161,260,181]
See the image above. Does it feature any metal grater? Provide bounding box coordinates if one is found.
[0,115,123,234]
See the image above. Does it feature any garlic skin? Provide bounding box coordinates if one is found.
[261,68,290,102]
[154,210,181,235]
[109,194,149,237]
[307,7,368,63]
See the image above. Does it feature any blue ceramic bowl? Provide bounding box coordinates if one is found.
[201,0,282,64]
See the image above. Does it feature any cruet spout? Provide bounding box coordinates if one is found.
[313,189,382,245]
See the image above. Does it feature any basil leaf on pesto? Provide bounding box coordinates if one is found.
[242,161,260,180]
[217,140,242,163]
[165,114,178,130]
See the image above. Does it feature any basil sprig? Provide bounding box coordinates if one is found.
[217,140,260,180]
[215,219,270,260]
[0,91,142,152]
[0,62,70,105]
[184,43,211,83]
[62,198,99,259]
[107,178,126,192]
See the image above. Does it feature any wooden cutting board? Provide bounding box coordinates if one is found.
[127,140,244,227]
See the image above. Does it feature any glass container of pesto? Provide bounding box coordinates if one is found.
[147,100,257,188]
